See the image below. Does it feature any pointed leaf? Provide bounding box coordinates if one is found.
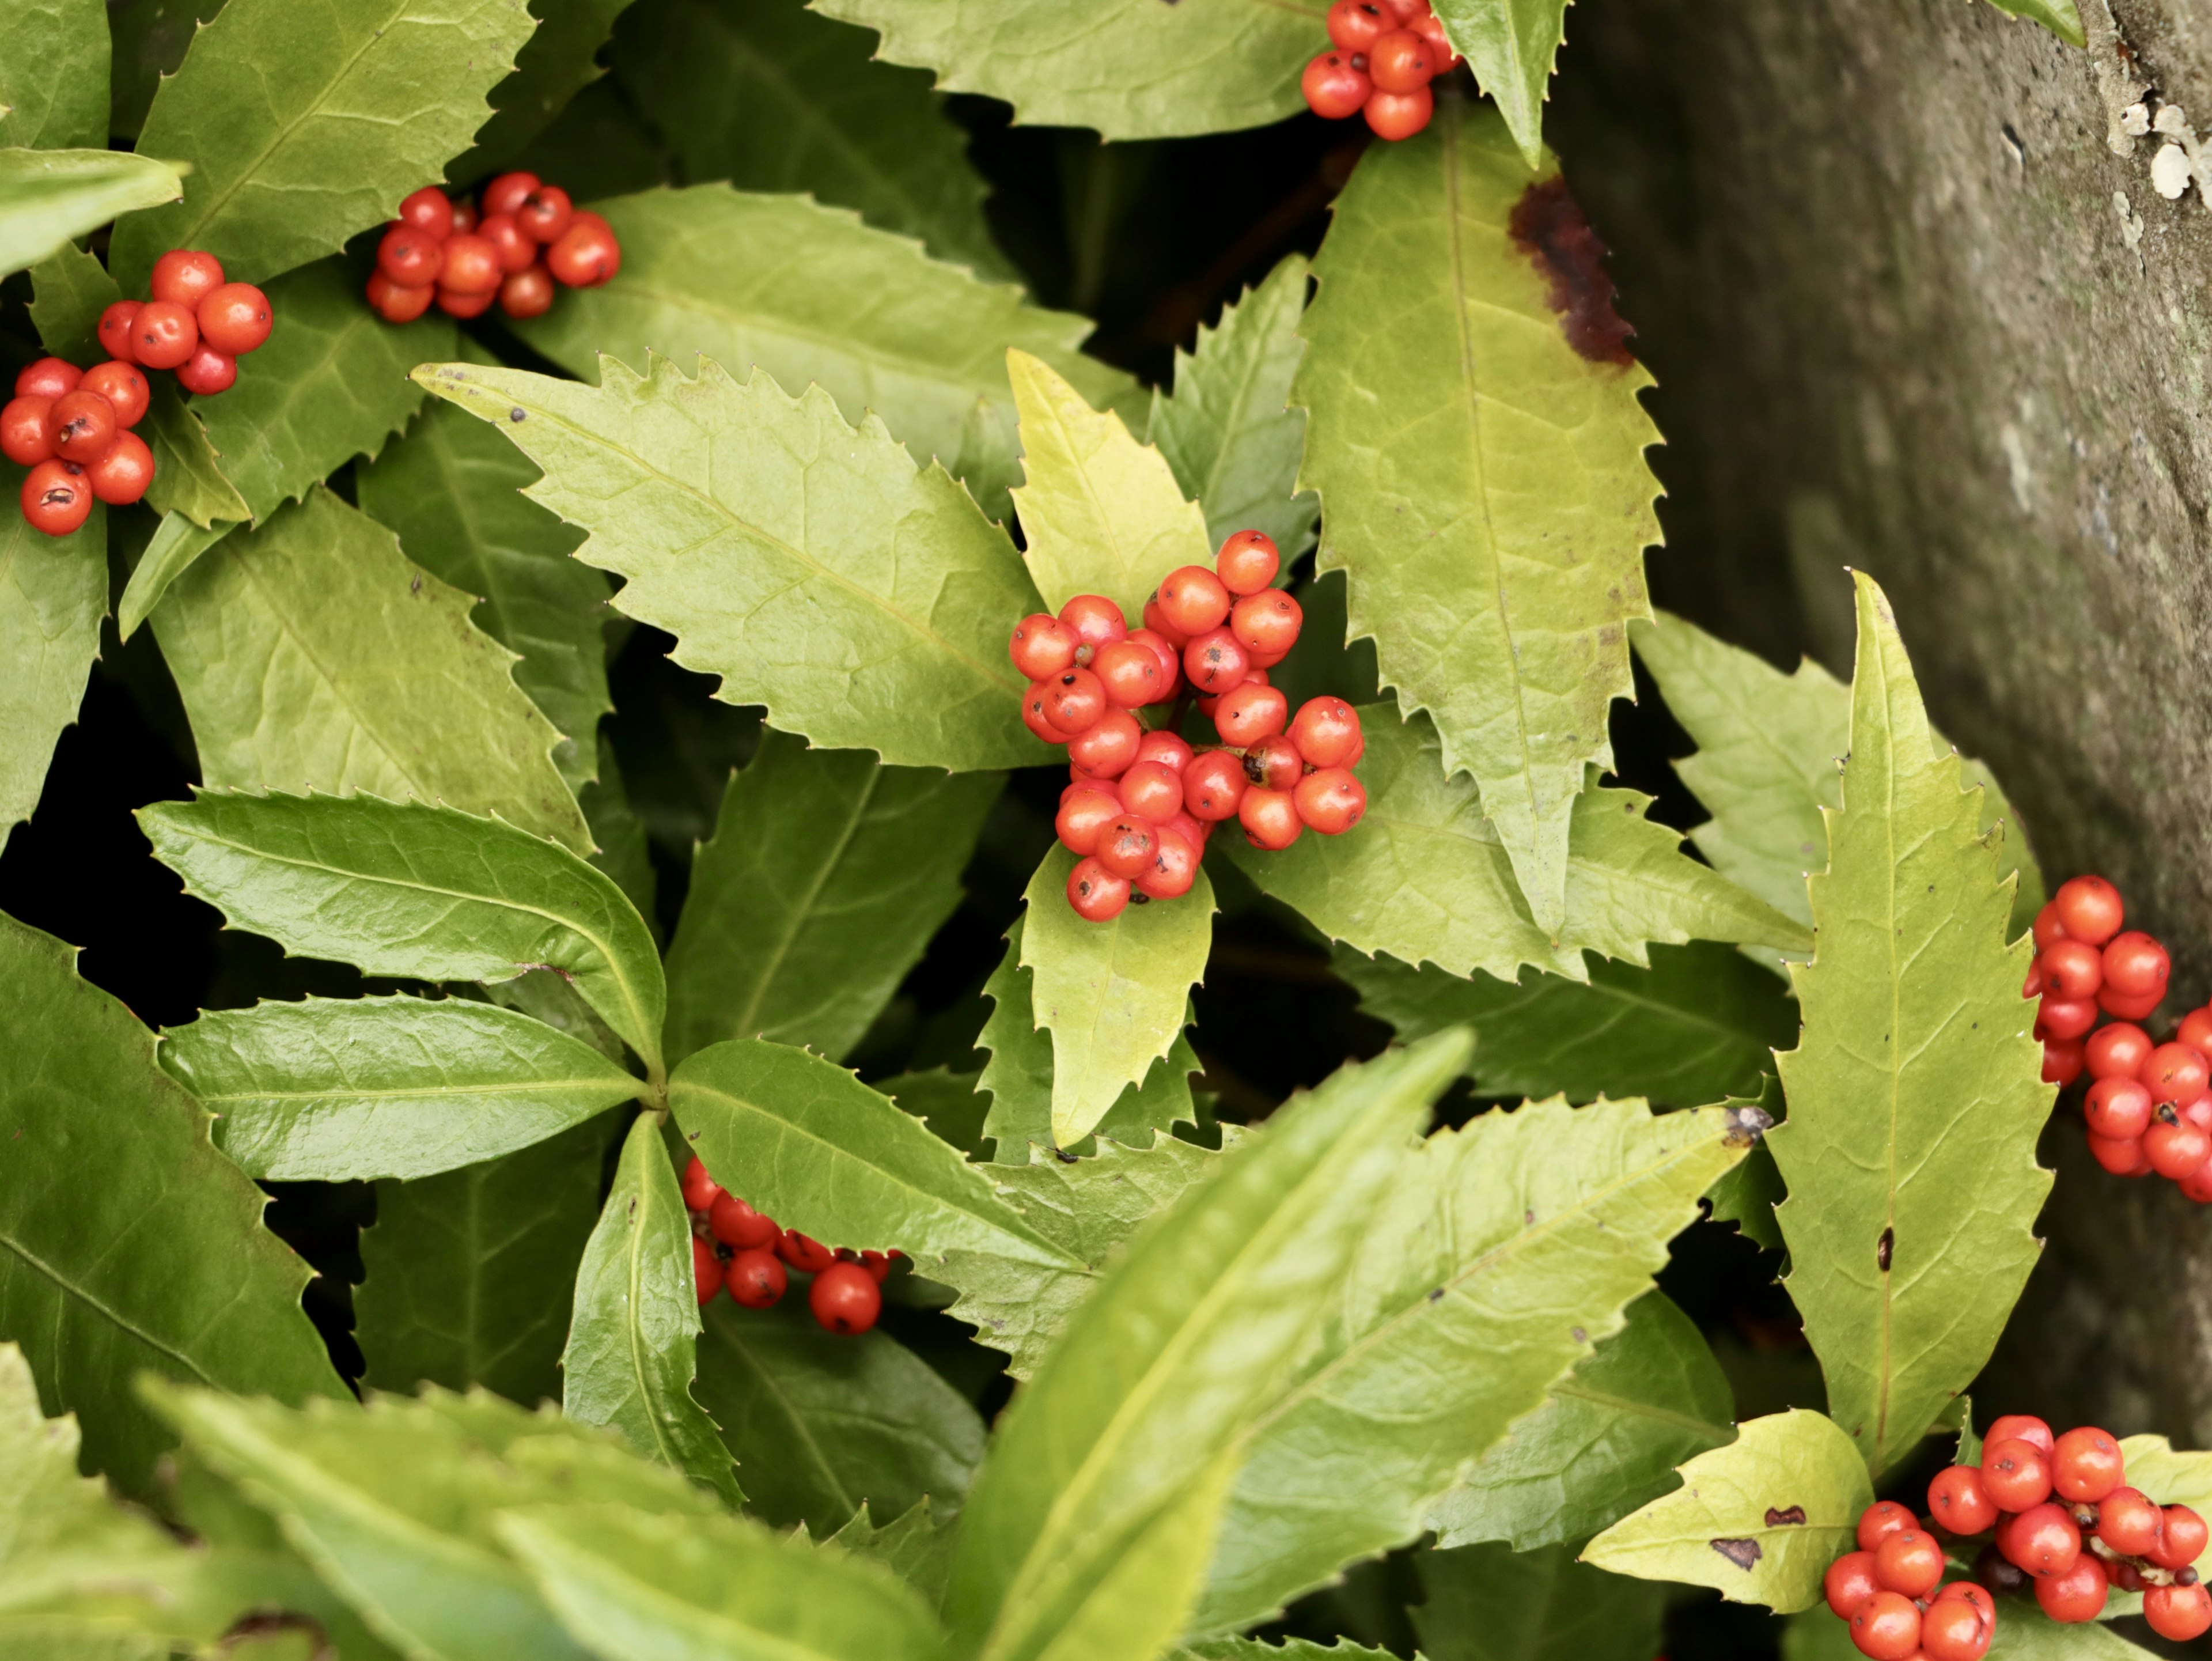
[116,513,229,641]
[1148,253,1319,559]
[138,791,666,1073]
[1988,0,2086,47]
[1020,844,1216,1147]
[1413,1541,1665,1661]
[495,1501,947,1661]
[1429,1291,1737,1552]
[1582,1409,1873,1613]
[416,354,1052,773]
[1296,103,1660,932]
[140,378,250,529]
[810,0,1315,141]
[503,184,1137,520]
[0,469,103,834]
[666,730,1002,1065]
[1195,1097,1759,1633]
[881,1068,994,1163]
[0,147,183,279]
[1431,1,1570,169]
[1703,1079,1787,1253]
[27,239,120,364]
[459,0,635,177]
[158,994,639,1181]
[147,487,591,853]
[1339,939,1796,1107]
[562,1113,741,1504]
[1180,1645,1395,1661]
[356,1117,620,1406]
[1010,348,1213,621]
[828,1500,959,1607]
[1770,575,2051,1477]
[691,1297,986,1537]
[0,0,108,148]
[943,1035,1468,1661]
[1219,707,1810,985]
[0,910,344,1496]
[107,0,535,288]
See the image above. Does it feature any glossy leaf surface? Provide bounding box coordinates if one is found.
[0,147,182,279]
[0,468,103,835]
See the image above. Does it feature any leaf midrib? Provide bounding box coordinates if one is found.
[619,1163,692,1471]
[700,1321,853,1520]
[195,1074,630,1106]
[0,1231,218,1384]
[1547,1377,1734,1444]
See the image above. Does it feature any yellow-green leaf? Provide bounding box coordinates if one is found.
[0,147,183,279]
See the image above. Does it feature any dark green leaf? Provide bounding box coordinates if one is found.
[116,513,229,642]
[140,379,251,530]
[0,910,344,1496]
[579,733,658,931]
[0,147,183,279]
[827,1500,959,1606]
[692,1297,986,1536]
[0,0,109,148]
[1703,1077,1786,1251]
[0,466,103,835]
[27,238,119,363]
[459,0,635,179]
[1412,1541,1665,1661]
[665,729,1001,1065]
[105,0,222,141]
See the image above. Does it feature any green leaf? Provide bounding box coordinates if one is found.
[147,488,592,854]
[1195,1097,1758,1634]
[500,184,1137,521]
[356,1117,619,1406]
[810,0,1317,141]
[1020,845,1216,1147]
[140,377,251,529]
[1338,939,1796,1107]
[828,1500,959,1607]
[0,467,103,835]
[495,1500,948,1661]
[0,910,344,1496]
[561,1112,741,1504]
[691,1297,986,1537]
[0,0,109,148]
[611,0,1010,278]
[191,258,453,525]
[1770,574,2051,1477]
[665,730,1002,1065]
[1987,0,2087,48]
[116,512,230,641]
[27,238,119,363]
[107,0,535,289]
[138,790,666,1074]
[1179,1645,1395,1661]
[1430,1,1570,169]
[1010,348,1214,622]
[356,368,611,791]
[458,0,636,179]
[159,994,639,1181]
[1296,103,1661,933]
[1219,708,1810,985]
[0,147,183,279]
[1429,1291,1737,1552]
[1982,1607,2157,1659]
[1148,253,1319,561]
[578,733,660,933]
[881,1068,993,1163]
[942,1034,1469,1661]
[1703,1081,1786,1253]
[415,353,1054,773]
[1581,1408,1873,1613]
[1412,1541,1666,1661]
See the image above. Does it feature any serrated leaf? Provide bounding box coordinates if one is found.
[27,238,119,363]
[1770,575,2051,1477]
[192,258,452,525]
[116,512,229,641]
[140,378,251,530]
[1195,1097,1756,1634]
[1010,348,1213,622]
[0,910,344,1496]
[578,734,659,936]
[1338,939,1795,1107]
[495,1500,948,1661]
[944,1036,1465,1661]
[357,369,611,791]
[503,184,1134,520]
[1178,1644,1396,1661]
[612,0,1010,278]
[1297,103,1660,933]
[0,467,103,835]
[0,147,182,279]
[1581,1408,1872,1613]
[1988,0,2086,47]
[416,353,1053,773]
[1429,1291,1737,1552]
[1705,1096,1786,1254]
[357,1117,619,1407]
[810,0,1316,141]
[828,1500,959,1607]
[1148,253,1319,560]
[562,1112,741,1504]
[148,487,592,853]
[138,791,666,1073]
[881,1068,993,1163]
[1219,707,1809,985]
[0,0,108,149]
[1431,1,1570,170]
[458,0,635,179]
[107,0,535,288]
[1412,1541,1665,1661]
[691,1298,986,1537]
[1020,845,1215,1147]
[159,994,639,1181]
[665,730,1001,1065]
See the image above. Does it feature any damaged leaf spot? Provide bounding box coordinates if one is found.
[1710,1537,1763,1570]
[1877,1226,1894,1272]
[1507,177,1636,366]
[1765,1506,1808,1527]
[1722,1103,1774,1147]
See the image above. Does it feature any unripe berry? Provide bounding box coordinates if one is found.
[79,362,148,428]
[1056,785,1124,856]
[680,1155,723,1211]
[0,396,54,467]
[85,432,153,505]
[1118,761,1185,824]
[1230,588,1301,659]
[1135,731,1192,774]
[2035,995,2096,1041]
[1067,855,1130,921]
[1215,681,1289,747]
[1069,709,1143,779]
[1184,627,1250,693]
[2034,1553,2107,1623]
[1363,85,1433,140]
[2053,874,2125,945]
[2145,1118,2212,1179]
[2086,1022,2153,1080]
[1857,1500,1916,1552]
[2104,930,2171,998]
[1327,0,1393,52]
[2145,1581,2212,1641]
[1847,1590,1921,1661]
[1997,1501,2079,1577]
[1096,816,1158,880]
[709,1192,779,1250]
[1239,785,1302,850]
[1295,767,1366,835]
[1245,733,1305,792]
[693,1235,722,1304]
[2153,1504,2209,1570]
[1042,667,1107,735]
[1215,529,1281,594]
[1824,1550,1881,1618]
[1157,565,1233,635]
[809,1261,881,1334]
[396,185,456,238]
[2051,1426,2124,1503]
[1918,1595,1991,1661]
[2039,938,2103,998]
[20,459,90,536]
[2041,1036,2086,1086]
[1137,826,1200,900]
[482,171,540,219]
[1290,697,1363,768]
[2095,1486,2163,1556]
[776,1229,836,1274]
[1987,1414,2055,1454]
[1302,51,1374,120]
[726,1247,786,1308]
[2086,1129,2153,1175]
[1058,593,1128,654]
[1183,751,1248,821]
[1927,1465,1998,1536]
[2085,1077,2153,1140]
[1873,1529,1943,1598]
[150,248,225,310]
[1981,1437,2054,1510]
[1093,638,1166,706]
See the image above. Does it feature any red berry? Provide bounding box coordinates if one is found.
[1135,731,1192,773]
[477,211,539,274]
[2035,996,2096,1041]
[1184,627,1249,693]
[1981,1437,2054,1510]
[547,218,621,286]
[1987,1415,2055,1454]
[1873,1530,1944,1598]
[1847,1590,1921,1661]
[2053,875,2125,945]
[0,396,54,466]
[2033,1553,2107,1623]
[1124,627,1184,697]
[726,1246,786,1308]
[366,272,436,323]
[14,358,79,400]
[1068,709,1142,778]
[2041,1036,2085,1085]
[174,345,237,396]
[1412,12,1460,69]
[1093,638,1166,707]
[2086,1023,2153,1080]
[1058,593,1128,655]
[1230,588,1301,659]
[2084,1076,2153,1140]
[1327,0,1393,51]
[2181,1007,2212,1051]
[692,1236,722,1304]
[775,1229,836,1274]
[20,460,90,536]
[97,301,141,364]
[859,1249,896,1284]
[2147,1117,2212,1179]
[1042,667,1107,735]
[516,184,575,244]
[1056,786,1124,857]
[1824,1550,1881,1618]
[1216,529,1281,595]
[1156,566,1232,636]
[149,248,225,311]
[2104,930,2171,997]
[1214,681,1290,747]
[1928,1464,1998,1536]
[680,1156,724,1210]
[709,1192,779,1250]
[1364,84,1433,139]
[1244,733,1305,792]
[1367,28,1436,92]
[2099,983,2164,1020]
[1011,612,1081,679]
[1066,855,1130,921]
[1184,751,1248,821]
[78,362,149,429]
[1997,1501,2079,1576]
[1302,50,1373,119]
[482,172,540,218]
[2088,1128,2152,1175]
[1141,595,1190,648]
[396,186,455,239]
[2154,1504,2210,1569]
[1239,785,1303,850]
[1918,1594,1991,1661]
[131,301,199,369]
[2022,959,2043,999]
[1856,1501,1916,1553]
[378,224,445,287]
[1295,768,1367,835]
[2038,938,2102,998]
[439,233,502,296]
[498,266,556,319]
[1096,816,1158,880]
[85,432,153,505]
[2182,1164,2212,1202]
[809,1261,881,1334]
[1113,761,1181,824]
[2095,1486,2163,1556]
[1138,825,1200,900]
[1022,683,1069,746]
[2146,1583,2212,1641]
[1935,1581,1994,1617]
[2033,901,2070,949]
[2051,1426,2124,1503]
[449,197,479,234]
[1289,697,1361,768]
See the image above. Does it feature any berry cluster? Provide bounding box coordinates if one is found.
[1822,1416,2212,1653]
[1300,0,1462,141]
[681,1156,893,1337]
[367,174,620,325]
[1015,529,1368,922]
[98,248,274,398]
